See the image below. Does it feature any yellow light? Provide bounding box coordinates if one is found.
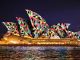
[10,40,19,44]
[3,37,7,40]
[28,43,32,44]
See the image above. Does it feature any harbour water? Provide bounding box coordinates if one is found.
[0,46,80,60]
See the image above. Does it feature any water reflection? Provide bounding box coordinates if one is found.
[0,46,80,60]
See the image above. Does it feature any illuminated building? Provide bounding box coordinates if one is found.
[0,9,80,46]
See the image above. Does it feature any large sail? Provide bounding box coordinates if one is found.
[16,17,32,38]
[26,9,49,38]
[2,22,19,36]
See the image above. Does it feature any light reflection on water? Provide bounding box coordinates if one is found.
[9,46,73,50]
[0,46,80,60]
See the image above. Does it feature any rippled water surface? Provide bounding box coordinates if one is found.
[0,46,80,60]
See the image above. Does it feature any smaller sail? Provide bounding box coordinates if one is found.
[59,23,70,30]
[51,23,71,38]
[2,22,19,36]
[16,17,32,38]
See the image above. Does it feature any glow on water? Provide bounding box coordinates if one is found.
[5,46,75,51]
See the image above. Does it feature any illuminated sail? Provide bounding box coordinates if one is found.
[57,23,71,38]
[26,9,49,38]
[2,22,19,36]
[16,17,32,37]
[50,23,71,38]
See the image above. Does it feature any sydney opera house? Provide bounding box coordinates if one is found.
[0,9,80,46]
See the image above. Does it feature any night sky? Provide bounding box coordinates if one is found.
[0,0,80,37]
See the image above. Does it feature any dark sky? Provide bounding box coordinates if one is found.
[0,0,80,36]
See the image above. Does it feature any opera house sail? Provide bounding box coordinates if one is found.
[16,17,32,38]
[26,9,49,38]
[2,22,19,36]
[0,9,80,46]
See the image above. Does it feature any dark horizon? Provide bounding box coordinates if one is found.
[0,0,80,36]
